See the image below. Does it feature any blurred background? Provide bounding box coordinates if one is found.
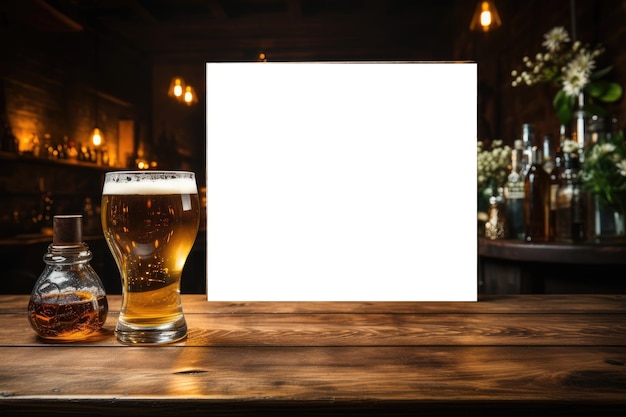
[1,0,625,294]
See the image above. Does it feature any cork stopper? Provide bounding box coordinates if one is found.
[53,215,83,245]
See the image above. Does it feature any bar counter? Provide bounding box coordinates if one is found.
[1,294,626,416]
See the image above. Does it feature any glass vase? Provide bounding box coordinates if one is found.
[587,194,626,243]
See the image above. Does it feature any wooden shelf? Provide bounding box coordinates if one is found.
[0,151,115,171]
[478,238,626,294]
[479,238,626,265]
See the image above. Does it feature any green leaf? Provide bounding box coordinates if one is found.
[586,81,623,102]
[585,101,607,117]
[591,66,613,80]
[553,90,574,125]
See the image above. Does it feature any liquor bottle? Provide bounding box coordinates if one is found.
[27,215,108,341]
[521,123,535,174]
[555,125,567,177]
[524,146,551,242]
[573,93,587,162]
[548,146,563,241]
[67,139,79,161]
[504,140,525,239]
[542,134,555,174]
[555,152,585,242]
[485,187,508,240]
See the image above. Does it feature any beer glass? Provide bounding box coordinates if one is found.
[101,171,200,344]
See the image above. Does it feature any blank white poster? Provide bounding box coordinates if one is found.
[206,61,477,301]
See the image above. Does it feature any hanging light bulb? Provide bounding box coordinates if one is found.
[183,85,198,106]
[469,1,502,32]
[91,127,103,147]
[168,77,185,100]
[90,127,104,165]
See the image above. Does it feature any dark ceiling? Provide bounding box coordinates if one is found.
[2,0,464,63]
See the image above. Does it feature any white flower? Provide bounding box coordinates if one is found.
[560,49,596,97]
[562,76,587,97]
[542,26,570,52]
[599,143,617,154]
[562,139,579,154]
[562,65,590,97]
[477,140,511,191]
[569,49,596,75]
[617,160,626,177]
[511,26,613,103]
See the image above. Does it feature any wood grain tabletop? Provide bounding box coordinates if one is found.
[1,294,625,416]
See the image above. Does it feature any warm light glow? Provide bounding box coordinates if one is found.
[469,1,502,32]
[183,85,198,105]
[18,136,30,153]
[168,76,198,105]
[168,77,185,100]
[91,127,103,147]
[480,10,492,27]
[258,52,267,62]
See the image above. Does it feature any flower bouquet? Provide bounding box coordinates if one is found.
[581,128,626,225]
[477,139,511,213]
[511,26,622,126]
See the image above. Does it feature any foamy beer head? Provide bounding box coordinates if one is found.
[102,171,200,281]
[102,170,198,196]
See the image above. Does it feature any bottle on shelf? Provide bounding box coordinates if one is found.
[554,124,568,178]
[504,139,525,240]
[35,177,54,235]
[572,93,587,162]
[524,146,552,242]
[548,143,563,241]
[555,152,586,242]
[521,123,535,174]
[31,133,41,158]
[485,187,508,240]
[67,139,79,161]
[542,134,555,174]
[42,134,52,159]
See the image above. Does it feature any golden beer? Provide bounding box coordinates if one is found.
[102,171,199,344]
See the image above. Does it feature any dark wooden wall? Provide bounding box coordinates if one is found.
[458,0,626,144]
[4,1,626,171]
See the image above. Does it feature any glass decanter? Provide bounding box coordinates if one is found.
[28,215,108,341]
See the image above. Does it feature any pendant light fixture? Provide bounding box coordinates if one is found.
[167,76,198,105]
[469,1,502,32]
[168,77,185,101]
[183,85,198,105]
[91,127,103,147]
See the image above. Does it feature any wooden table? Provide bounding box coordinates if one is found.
[1,294,626,416]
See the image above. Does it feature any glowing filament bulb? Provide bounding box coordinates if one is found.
[92,128,102,146]
[480,10,492,27]
[173,79,183,97]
